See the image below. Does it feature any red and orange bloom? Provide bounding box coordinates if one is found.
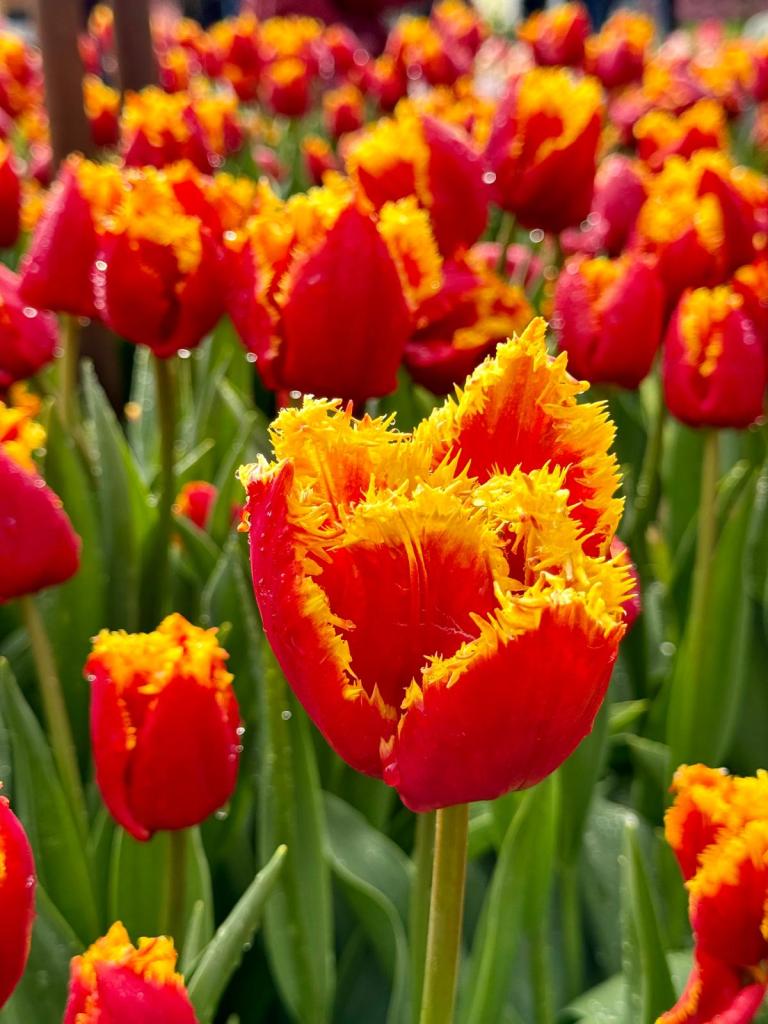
[369,55,407,112]
[432,0,487,59]
[662,285,766,430]
[485,68,603,235]
[732,258,768,342]
[0,795,35,1010]
[64,923,198,1024]
[0,141,19,250]
[85,614,241,841]
[261,57,312,119]
[83,74,119,149]
[0,388,80,602]
[323,82,365,139]
[562,154,647,257]
[386,16,470,88]
[226,180,440,402]
[633,99,727,172]
[0,265,58,389]
[92,167,224,358]
[19,157,122,319]
[346,104,488,257]
[585,11,654,90]
[405,250,532,394]
[174,480,217,531]
[610,537,641,629]
[553,254,664,389]
[658,765,768,1023]
[302,135,338,186]
[518,2,590,68]
[240,319,630,811]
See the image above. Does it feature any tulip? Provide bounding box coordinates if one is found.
[561,155,647,257]
[369,55,407,112]
[262,57,311,119]
[83,74,119,149]
[0,795,35,1010]
[386,15,470,87]
[85,613,241,841]
[120,88,211,173]
[302,135,338,185]
[0,265,58,389]
[92,167,224,358]
[610,538,641,628]
[174,480,217,531]
[18,156,122,319]
[732,258,768,341]
[432,0,487,58]
[323,24,365,76]
[553,254,664,389]
[634,99,727,172]
[0,141,19,250]
[240,318,630,811]
[584,11,654,90]
[662,285,766,430]
[485,68,603,235]
[226,181,440,402]
[323,82,365,139]
[64,923,198,1024]
[0,389,80,603]
[346,105,488,257]
[659,765,768,1023]
[405,250,532,394]
[518,2,590,68]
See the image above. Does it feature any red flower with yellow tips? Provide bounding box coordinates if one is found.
[323,82,365,139]
[85,614,241,841]
[83,74,119,149]
[518,2,590,68]
[0,141,19,250]
[0,388,80,603]
[0,265,58,389]
[585,11,654,90]
[485,68,603,235]
[633,99,727,172]
[662,285,766,429]
[64,923,198,1023]
[174,480,217,531]
[240,318,630,811]
[658,765,768,1024]
[0,795,35,1010]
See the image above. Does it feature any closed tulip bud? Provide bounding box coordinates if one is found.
[486,68,603,235]
[323,24,364,76]
[92,167,224,358]
[518,2,590,68]
[634,99,727,171]
[83,74,119,149]
[584,12,654,90]
[19,157,122,319]
[553,254,664,389]
[323,83,364,139]
[64,923,198,1024]
[0,795,35,1010]
[240,318,630,811]
[432,0,487,58]
[562,155,647,257]
[663,285,767,430]
[369,55,407,112]
[86,614,241,841]
[226,180,440,402]
[0,141,19,250]
[173,480,217,531]
[262,57,311,118]
[0,265,58,389]
[0,389,80,603]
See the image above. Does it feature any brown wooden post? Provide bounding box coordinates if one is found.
[113,0,158,93]
[35,0,94,167]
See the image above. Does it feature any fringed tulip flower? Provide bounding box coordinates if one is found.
[553,254,664,389]
[518,2,590,68]
[302,135,338,185]
[561,155,647,257]
[610,537,641,629]
[634,99,727,172]
[85,614,241,841]
[662,285,766,429]
[174,480,217,531]
[658,765,768,1023]
[226,181,441,402]
[346,105,489,257]
[19,157,122,319]
[83,74,119,149]
[386,16,470,88]
[432,0,487,58]
[64,923,198,1024]
[262,57,311,118]
[733,259,768,341]
[92,167,224,358]
[0,265,58,389]
[240,318,630,811]
[0,795,35,1010]
[486,68,603,234]
[0,389,80,602]
[369,55,407,112]
[584,11,654,90]
[405,250,532,394]
[323,83,365,139]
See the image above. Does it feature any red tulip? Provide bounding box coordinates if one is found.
[662,285,766,429]
[323,82,364,139]
[369,55,407,112]
[584,11,654,90]
[634,99,727,172]
[732,259,768,343]
[0,795,35,1010]
[561,155,647,257]
[262,58,311,118]
[553,254,664,389]
[64,923,198,1024]
[83,74,119,149]
[174,480,217,531]
[86,614,241,841]
[0,141,19,249]
[0,265,58,389]
[386,15,470,88]
[302,135,338,185]
[518,2,590,68]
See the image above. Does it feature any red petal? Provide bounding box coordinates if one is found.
[93,963,198,1023]
[0,797,35,1009]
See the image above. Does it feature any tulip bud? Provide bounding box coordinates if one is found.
[561,155,647,257]
[553,254,664,389]
[302,135,338,186]
[584,11,653,90]
[663,285,767,429]
[0,795,35,1010]
[0,265,58,389]
[64,923,198,1024]
[83,74,119,149]
[86,614,241,841]
[173,480,217,531]
[323,83,364,140]
[0,141,20,250]
[262,57,311,119]
[518,2,590,68]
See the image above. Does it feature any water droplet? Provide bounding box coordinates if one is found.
[660,641,675,657]
[236,725,246,736]
[22,306,37,318]
[95,259,107,272]
[481,170,496,185]
[178,348,191,360]
[529,228,545,244]
[245,352,257,364]
[289,390,301,400]
[281,709,292,721]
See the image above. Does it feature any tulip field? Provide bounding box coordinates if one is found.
[3,1,768,1021]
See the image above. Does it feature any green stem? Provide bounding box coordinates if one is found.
[530,921,555,1024]
[20,595,88,837]
[166,828,188,943]
[496,212,515,275]
[631,382,667,569]
[561,863,583,1001]
[59,314,81,430]
[419,804,469,1024]
[410,811,436,1024]
[151,355,176,621]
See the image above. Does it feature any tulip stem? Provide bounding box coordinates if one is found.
[59,314,81,430]
[530,920,555,1024]
[686,430,719,720]
[631,382,666,569]
[496,212,515,276]
[167,828,188,943]
[561,862,584,1000]
[151,354,176,622]
[19,595,88,838]
[410,811,436,1023]
[419,803,469,1024]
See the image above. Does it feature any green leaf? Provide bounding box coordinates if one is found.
[620,820,676,1024]
[0,660,99,942]
[187,844,287,1024]
[108,827,213,946]
[125,345,157,478]
[563,951,692,1023]
[173,513,221,582]
[559,703,608,865]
